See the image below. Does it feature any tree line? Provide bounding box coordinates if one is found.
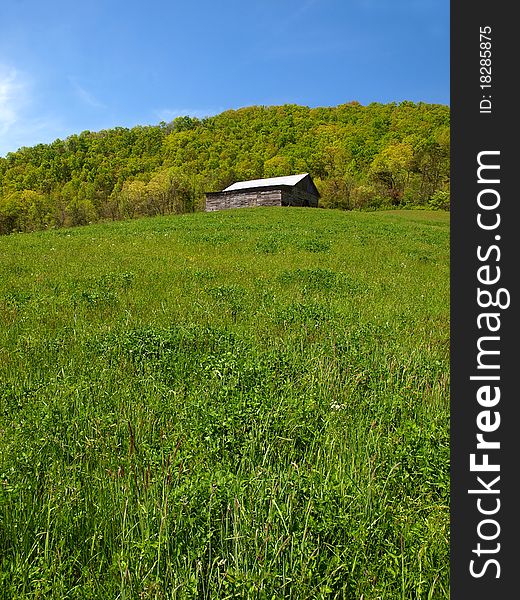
[0,101,450,235]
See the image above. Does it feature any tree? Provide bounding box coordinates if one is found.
[369,142,414,204]
[263,155,293,178]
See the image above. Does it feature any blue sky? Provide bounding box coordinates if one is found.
[0,0,449,157]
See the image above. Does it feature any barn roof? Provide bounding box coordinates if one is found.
[223,173,312,192]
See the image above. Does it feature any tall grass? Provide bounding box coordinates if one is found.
[0,208,449,598]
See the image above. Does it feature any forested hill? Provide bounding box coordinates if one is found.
[0,101,449,234]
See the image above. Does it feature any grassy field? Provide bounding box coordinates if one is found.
[0,207,450,599]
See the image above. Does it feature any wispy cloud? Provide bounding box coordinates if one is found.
[290,0,322,22]
[0,65,25,136]
[69,77,106,109]
[269,0,322,34]
[0,64,65,156]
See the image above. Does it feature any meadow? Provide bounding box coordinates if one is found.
[0,207,450,599]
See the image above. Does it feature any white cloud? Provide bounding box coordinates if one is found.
[0,65,26,136]
[0,64,66,156]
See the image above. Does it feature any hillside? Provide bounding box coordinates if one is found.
[0,207,450,597]
[0,102,450,235]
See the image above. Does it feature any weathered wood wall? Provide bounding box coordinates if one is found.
[205,189,282,212]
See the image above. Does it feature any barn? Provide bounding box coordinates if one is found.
[205,173,320,212]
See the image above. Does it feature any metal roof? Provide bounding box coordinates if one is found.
[223,173,310,192]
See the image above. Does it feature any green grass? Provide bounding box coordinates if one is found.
[0,207,449,599]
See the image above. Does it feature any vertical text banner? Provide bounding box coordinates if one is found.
[451,1,516,598]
